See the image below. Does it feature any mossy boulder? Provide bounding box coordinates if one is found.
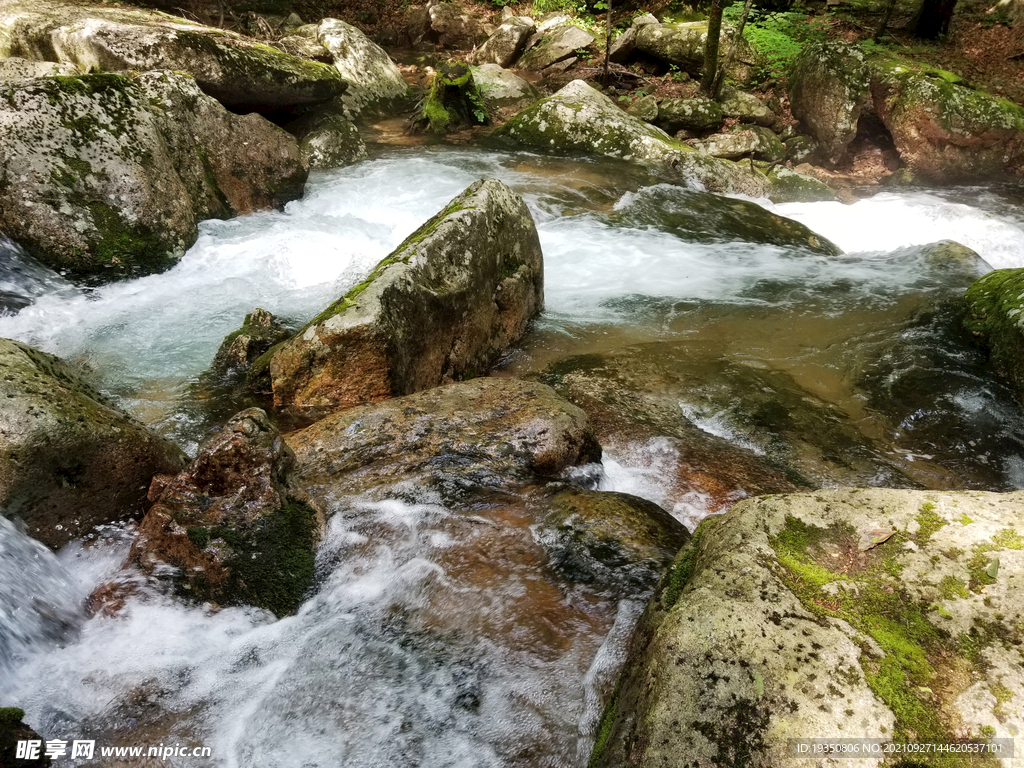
[285,110,367,169]
[287,377,601,503]
[789,42,870,168]
[693,126,786,162]
[0,708,51,767]
[473,15,535,68]
[0,70,306,282]
[471,63,540,109]
[764,164,836,202]
[518,23,595,72]
[537,489,690,596]
[654,97,723,134]
[268,179,543,411]
[718,85,777,128]
[783,134,822,165]
[624,93,659,123]
[635,20,760,83]
[964,268,1024,400]
[122,408,318,617]
[870,62,1024,181]
[493,79,772,198]
[0,0,346,112]
[0,56,74,80]
[211,308,292,378]
[0,338,186,548]
[593,488,1024,766]
[316,18,409,120]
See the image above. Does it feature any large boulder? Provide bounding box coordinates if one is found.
[408,0,491,50]
[122,408,318,617]
[518,23,595,72]
[964,268,1024,401]
[267,179,543,410]
[0,339,186,548]
[654,97,723,134]
[473,15,534,67]
[870,62,1024,181]
[284,109,367,169]
[316,18,409,119]
[692,126,786,162]
[788,41,870,168]
[0,0,347,112]
[593,488,1024,766]
[635,21,759,82]
[472,63,541,109]
[718,84,777,127]
[0,71,306,281]
[493,80,772,198]
[287,377,600,503]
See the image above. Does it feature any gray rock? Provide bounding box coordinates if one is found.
[0,339,186,548]
[519,24,595,72]
[593,488,1024,766]
[275,34,333,63]
[426,1,491,49]
[286,110,367,169]
[472,63,540,108]
[625,93,659,122]
[0,0,347,112]
[267,179,544,411]
[287,377,601,502]
[317,19,409,120]
[0,56,75,81]
[765,164,836,202]
[655,97,723,133]
[632,13,660,28]
[0,71,306,282]
[718,84,777,127]
[474,16,535,67]
[693,126,785,161]
[636,21,760,83]
[784,134,822,165]
[789,41,870,167]
[607,26,639,64]
[494,79,771,198]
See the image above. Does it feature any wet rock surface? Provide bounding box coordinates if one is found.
[268,178,543,411]
[0,339,186,548]
[593,487,1024,767]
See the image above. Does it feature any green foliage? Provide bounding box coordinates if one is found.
[726,6,828,82]
[532,0,588,14]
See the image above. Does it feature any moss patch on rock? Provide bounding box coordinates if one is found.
[963,268,1024,400]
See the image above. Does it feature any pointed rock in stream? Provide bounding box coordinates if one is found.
[266,179,544,412]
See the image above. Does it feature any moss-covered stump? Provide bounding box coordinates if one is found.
[0,0,346,112]
[0,338,186,548]
[267,179,543,411]
[964,268,1024,400]
[288,378,601,504]
[593,488,1024,768]
[536,489,690,596]
[120,408,318,617]
[0,71,305,282]
[788,42,870,168]
[493,79,774,199]
[0,709,51,767]
[415,61,489,134]
[870,62,1024,181]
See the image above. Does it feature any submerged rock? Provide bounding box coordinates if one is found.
[964,268,1024,400]
[593,488,1024,766]
[268,179,543,411]
[0,0,346,112]
[789,42,870,167]
[0,71,306,282]
[493,80,771,198]
[317,18,409,120]
[870,62,1024,181]
[473,15,535,68]
[124,408,318,617]
[288,377,600,503]
[536,489,689,596]
[211,308,292,379]
[0,339,186,548]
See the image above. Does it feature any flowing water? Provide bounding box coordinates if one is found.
[2,147,1024,766]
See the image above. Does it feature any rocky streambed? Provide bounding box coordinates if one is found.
[3,2,1024,766]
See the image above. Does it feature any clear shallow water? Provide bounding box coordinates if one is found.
[2,147,1024,766]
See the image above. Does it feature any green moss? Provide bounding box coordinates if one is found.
[87,201,176,277]
[768,515,1002,758]
[661,518,715,609]
[938,575,970,600]
[419,61,489,134]
[588,681,620,768]
[914,505,947,546]
[957,513,975,525]
[991,528,1024,550]
[0,708,24,726]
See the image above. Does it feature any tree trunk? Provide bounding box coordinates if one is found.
[908,0,958,38]
[603,0,612,87]
[701,0,724,95]
[711,0,753,98]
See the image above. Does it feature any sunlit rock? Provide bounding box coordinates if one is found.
[0,339,186,548]
[268,179,543,411]
[473,15,534,68]
[593,488,1024,766]
[316,18,409,119]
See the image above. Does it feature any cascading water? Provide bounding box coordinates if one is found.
[2,147,1024,766]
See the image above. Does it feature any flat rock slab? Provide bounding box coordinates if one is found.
[268,178,543,410]
[595,487,1024,767]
